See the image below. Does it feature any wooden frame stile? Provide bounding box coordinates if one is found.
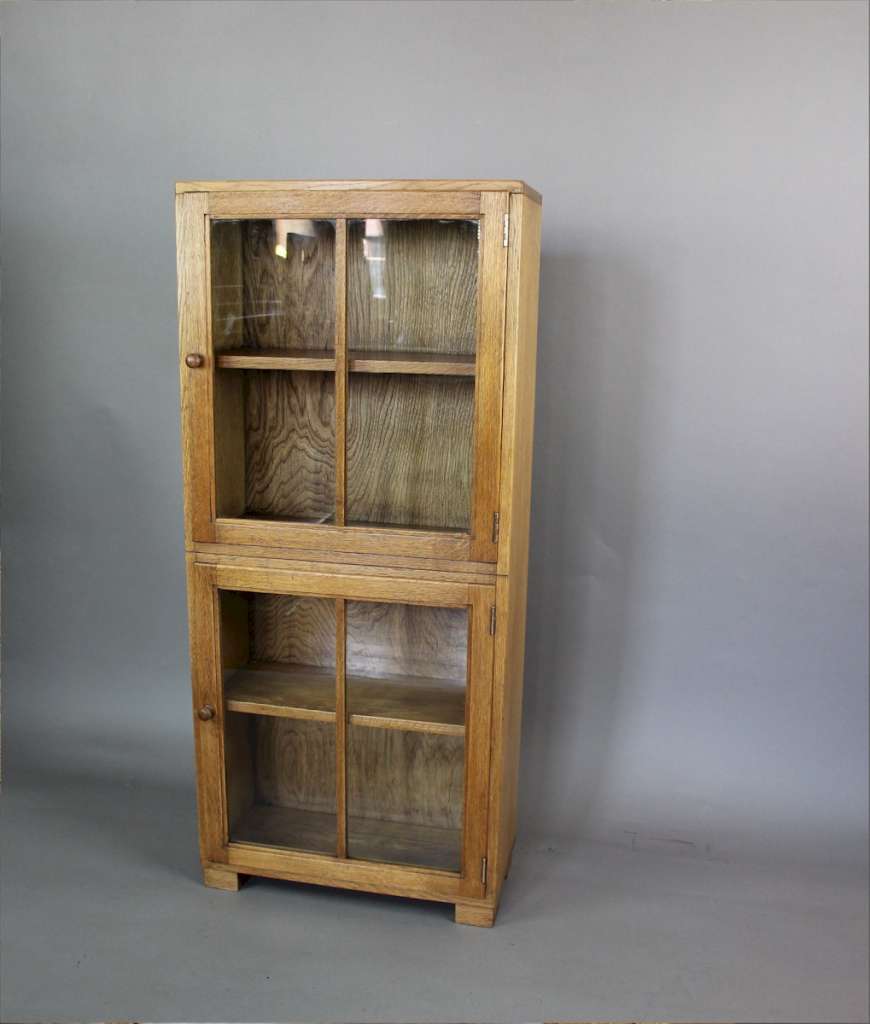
[178,180,542,926]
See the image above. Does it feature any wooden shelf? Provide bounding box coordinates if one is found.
[349,675,465,736]
[348,351,476,377]
[216,349,336,371]
[225,664,336,721]
[225,663,465,735]
[232,804,337,856]
[231,804,461,872]
[215,348,475,376]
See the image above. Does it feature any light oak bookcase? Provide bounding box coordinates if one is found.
[176,180,541,926]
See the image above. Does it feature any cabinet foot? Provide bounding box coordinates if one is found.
[203,865,243,891]
[455,900,496,927]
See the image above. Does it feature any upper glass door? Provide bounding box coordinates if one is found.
[186,190,508,560]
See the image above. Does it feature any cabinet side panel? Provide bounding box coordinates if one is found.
[490,194,541,898]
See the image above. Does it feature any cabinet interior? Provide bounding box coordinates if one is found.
[210,216,478,531]
[221,590,467,871]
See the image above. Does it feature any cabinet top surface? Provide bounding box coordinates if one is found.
[175,178,542,203]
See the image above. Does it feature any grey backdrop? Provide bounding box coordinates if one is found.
[3,0,868,871]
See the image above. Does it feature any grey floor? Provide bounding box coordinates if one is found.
[2,727,868,1024]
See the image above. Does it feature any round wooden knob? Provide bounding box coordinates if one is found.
[197,704,215,721]
[185,353,205,369]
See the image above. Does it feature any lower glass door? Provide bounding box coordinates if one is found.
[345,600,468,872]
[220,589,338,855]
[214,578,476,877]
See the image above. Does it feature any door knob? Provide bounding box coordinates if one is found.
[185,353,205,368]
[197,704,215,721]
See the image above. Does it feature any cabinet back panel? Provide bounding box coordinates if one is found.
[347,374,473,530]
[347,601,467,681]
[348,726,464,831]
[253,717,337,813]
[211,218,335,351]
[347,219,478,356]
[248,594,336,668]
[243,370,335,520]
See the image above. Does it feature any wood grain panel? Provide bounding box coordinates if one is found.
[347,219,478,355]
[237,218,334,350]
[253,717,336,814]
[347,374,473,530]
[348,726,464,832]
[244,371,335,520]
[248,593,336,667]
[346,600,467,680]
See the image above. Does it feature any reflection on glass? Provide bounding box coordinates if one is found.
[348,219,478,356]
[210,218,336,351]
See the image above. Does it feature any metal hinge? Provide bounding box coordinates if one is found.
[481,857,488,886]
[491,511,500,543]
[489,606,497,636]
[502,213,509,247]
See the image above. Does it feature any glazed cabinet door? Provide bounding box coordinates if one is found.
[187,562,495,900]
[177,189,508,563]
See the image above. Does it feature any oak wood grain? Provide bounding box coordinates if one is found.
[347,219,478,356]
[252,717,337,815]
[347,374,473,530]
[348,726,464,833]
[235,218,335,351]
[247,593,336,667]
[346,599,467,680]
[244,371,335,520]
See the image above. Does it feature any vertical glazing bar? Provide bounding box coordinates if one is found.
[334,218,348,526]
[335,597,348,857]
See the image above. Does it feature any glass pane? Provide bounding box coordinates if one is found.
[348,219,478,356]
[346,373,473,530]
[221,590,337,855]
[214,368,335,522]
[211,219,335,352]
[346,601,468,872]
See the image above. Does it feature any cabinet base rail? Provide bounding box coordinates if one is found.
[201,859,500,927]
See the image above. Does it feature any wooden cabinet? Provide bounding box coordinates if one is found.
[176,180,541,926]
